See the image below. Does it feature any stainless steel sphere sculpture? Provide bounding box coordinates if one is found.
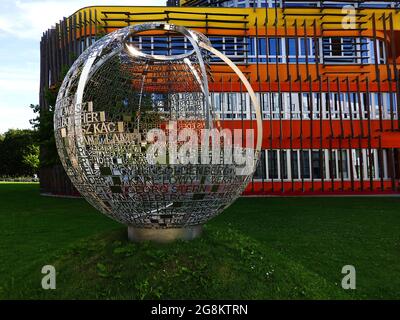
[54,23,262,242]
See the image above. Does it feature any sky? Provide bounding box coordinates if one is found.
[0,0,165,133]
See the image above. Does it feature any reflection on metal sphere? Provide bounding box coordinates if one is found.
[54,23,262,242]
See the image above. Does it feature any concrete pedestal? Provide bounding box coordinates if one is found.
[127,225,203,243]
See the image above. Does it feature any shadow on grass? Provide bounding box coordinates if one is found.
[5,225,350,300]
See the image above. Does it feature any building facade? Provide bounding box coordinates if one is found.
[40,0,400,196]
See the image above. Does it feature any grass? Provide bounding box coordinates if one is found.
[0,183,399,299]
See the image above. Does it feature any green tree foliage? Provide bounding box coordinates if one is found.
[0,129,39,176]
[30,64,70,168]
[30,102,59,167]
[22,145,40,173]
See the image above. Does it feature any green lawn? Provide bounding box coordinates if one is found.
[0,183,399,299]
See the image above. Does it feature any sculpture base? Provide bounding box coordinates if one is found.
[127,225,203,243]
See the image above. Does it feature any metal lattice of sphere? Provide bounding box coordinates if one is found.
[54,23,262,242]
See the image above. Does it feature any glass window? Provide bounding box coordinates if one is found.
[253,150,266,179]
[225,37,235,56]
[360,38,369,64]
[213,93,221,112]
[291,151,299,179]
[352,149,362,180]
[281,150,288,180]
[258,38,267,55]
[338,150,349,179]
[342,38,354,57]
[329,150,337,179]
[366,150,375,179]
[378,40,386,64]
[236,38,245,56]
[395,149,400,179]
[140,36,152,54]
[268,38,282,62]
[237,0,247,7]
[299,38,306,56]
[210,37,223,51]
[323,37,360,64]
[153,37,167,55]
[302,93,310,119]
[360,2,395,8]
[171,36,185,55]
[268,150,278,179]
[331,37,342,56]
[300,150,311,179]
[230,93,239,112]
[284,0,318,7]
[287,38,297,62]
[312,150,325,179]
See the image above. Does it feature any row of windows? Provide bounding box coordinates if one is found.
[219,0,398,8]
[248,37,386,64]
[129,36,387,65]
[211,92,398,120]
[254,148,395,181]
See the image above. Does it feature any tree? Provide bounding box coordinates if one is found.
[0,129,39,177]
[30,102,59,167]
[30,64,70,168]
[22,145,40,174]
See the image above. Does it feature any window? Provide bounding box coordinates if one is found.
[281,150,288,180]
[338,150,349,180]
[328,150,349,180]
[323,37,359,64]
[253,150,266,179]
[300,38,315,63]
[377,40,387,64]
[257,149,392,182]
[171,36,186,55]
[210,37,223,52]
[153,37,168,55]
[302,93,310,119]
[394,149,400,179]
[247,36,380,65]
[286,37,315,63]
[360,2,396,8]
[210,37,246,63]
[312,150,324,179]
[284,0,318,7]
[286,38,297,63]
[300,150,311,179]
[225,37,235,56]
[248,37,256,62]
[221,0,282,8]
[268,38,282,63]
[267,150,279,179]
[228,93,237,112]
[360,38,369,64]
[329,150,337,179]
[213,93,221,112]
[211,91,398,121]
[291,151,299,179]
[141,36,152,53]
[352,149,362,180]
[331,37,342,56]
[247,37,284,63]
[266,150,289,180]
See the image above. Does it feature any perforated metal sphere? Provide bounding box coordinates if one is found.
[54,23,262,229]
